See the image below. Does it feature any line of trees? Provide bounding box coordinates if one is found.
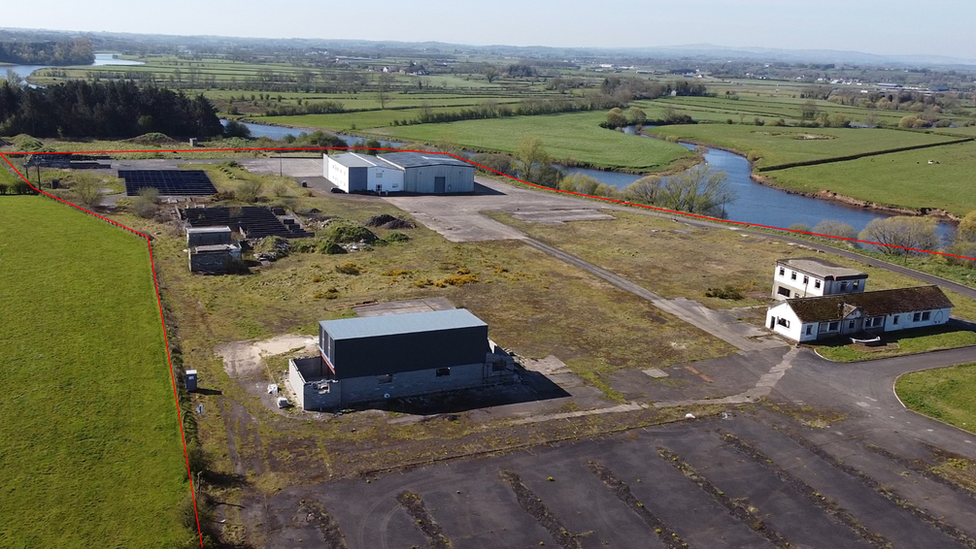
[396,95,624,126]
[0,39,94,65]
[0,80,223,138]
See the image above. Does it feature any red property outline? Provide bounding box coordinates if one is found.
[1,145,972,547]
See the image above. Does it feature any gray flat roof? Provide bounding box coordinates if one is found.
[321,309,486,340]
[377,152,472,169]
[327,152,399,169]
[777,257,867,280]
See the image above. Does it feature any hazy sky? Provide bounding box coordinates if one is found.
[7,0,975,59]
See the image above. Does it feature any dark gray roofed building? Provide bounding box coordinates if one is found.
[288,309,517,410]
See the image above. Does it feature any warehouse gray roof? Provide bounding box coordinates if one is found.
[320,309,487,340]
[327,152,399,169]
[377,152,472,169]
[777,257,867,280]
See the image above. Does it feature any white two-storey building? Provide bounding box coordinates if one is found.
[772,257,868,301]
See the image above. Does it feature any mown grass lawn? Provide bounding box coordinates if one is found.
[896,362,976,433]
[370,111,696,170]
[768,140,976,216]
[815,327,976,362]
[0,196,187,547]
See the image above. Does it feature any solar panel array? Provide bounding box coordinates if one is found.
[181,207,313,239]
[120,170,216,196]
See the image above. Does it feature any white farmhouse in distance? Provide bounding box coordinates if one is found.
[772,257,868,300]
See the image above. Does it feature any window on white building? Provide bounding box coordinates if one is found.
[791,271,797,280]
[777,318,790,328]
[779,267,785,276]
[803,276,809,285]
[777,286,791,297]
[814,280,822,289]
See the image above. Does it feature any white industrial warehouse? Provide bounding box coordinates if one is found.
[324,151,475,194]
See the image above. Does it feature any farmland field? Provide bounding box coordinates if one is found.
[896,363,976,433]
[369,111,696,170]
[644,124,962,167]
[767,140,976,216]
[0,196,187,547]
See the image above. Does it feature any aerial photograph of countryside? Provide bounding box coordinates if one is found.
[3,1,976,547]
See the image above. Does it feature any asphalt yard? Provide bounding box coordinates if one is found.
[260,410,976,549]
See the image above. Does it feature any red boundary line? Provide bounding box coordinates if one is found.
[0,143,972,547]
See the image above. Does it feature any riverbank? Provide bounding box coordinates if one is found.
[751,172,961,222]
[646,131,961,223]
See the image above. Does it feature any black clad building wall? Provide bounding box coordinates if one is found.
[330,325,488,379]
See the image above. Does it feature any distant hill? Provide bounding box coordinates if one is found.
[1,27,974,69]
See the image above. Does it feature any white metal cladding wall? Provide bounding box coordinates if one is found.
[366,165,404,192]
[325,156,351,191]
[288,359,307,410]
[403,165,475,193]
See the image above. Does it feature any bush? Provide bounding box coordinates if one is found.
[131,187,158,218]
[376,231,410,246]
[326,222,377,244]
[318,239,345,255]
[313,287,339,299]
[237,179,263,203]
[812,220,858,241]
[13,181,36,195]
[788,223,810,233]
[704,285,743,300]
[335,262,361,275]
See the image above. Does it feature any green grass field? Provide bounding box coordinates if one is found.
[644,124,961,167]
[368,111,696,170]
[0,196,187,547]
[896,363,976,433]
[767,140,976,216]
[817,329,976,362]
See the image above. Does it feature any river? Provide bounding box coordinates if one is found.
[3,53,145,81]
[233,120,952,242]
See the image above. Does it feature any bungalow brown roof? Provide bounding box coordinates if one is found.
[777,257,867,280]
[786,286,953,323]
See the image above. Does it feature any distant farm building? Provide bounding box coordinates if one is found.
[119,170,216,196]
[772,257,868,300]
[287,309,517,410]
[186,226,241,273]
[324,152,475,194]
[766,286,953,343]
[180,206,313,239]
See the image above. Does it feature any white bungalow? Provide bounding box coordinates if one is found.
[772,257,868,301]
[766,286,954,343]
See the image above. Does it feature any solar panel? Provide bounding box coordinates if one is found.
[180,207,313,239]
[120,170,216,196]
